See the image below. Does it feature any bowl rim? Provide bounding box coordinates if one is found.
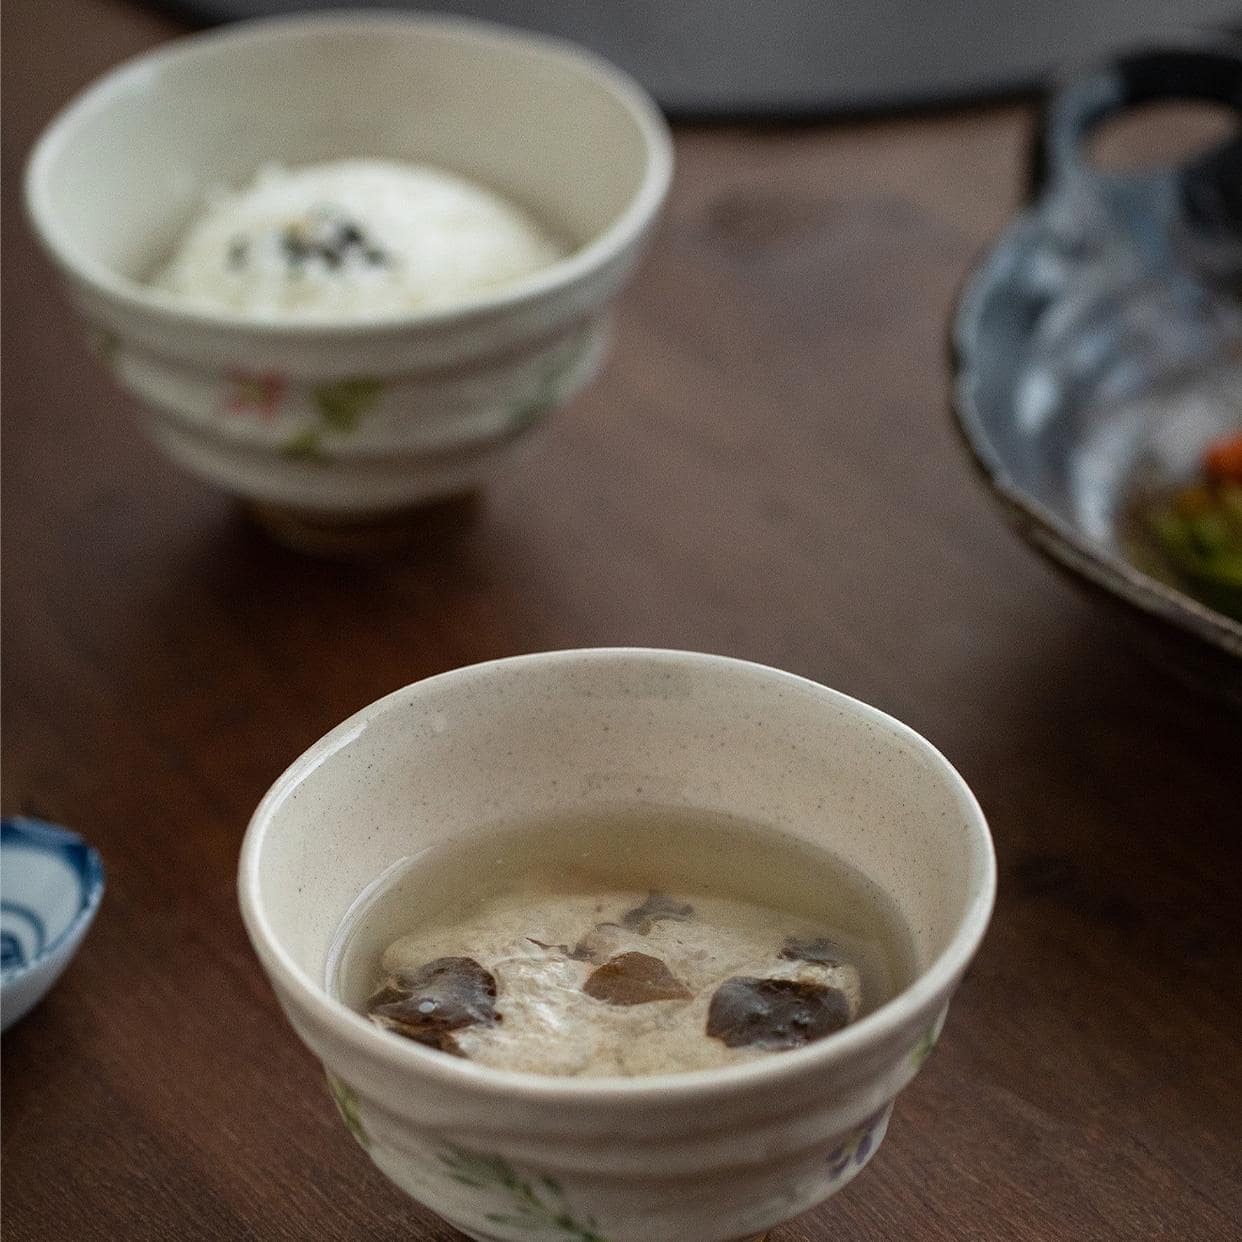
[238,647,996,1103]
[23,9,674,338]
[950,212,1242,658]
[1,816,105,984]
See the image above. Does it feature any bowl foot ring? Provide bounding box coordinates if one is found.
[245,490,482,557]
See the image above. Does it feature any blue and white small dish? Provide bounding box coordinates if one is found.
[1,817,104,1032]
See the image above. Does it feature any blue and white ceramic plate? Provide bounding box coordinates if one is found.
[1,817,104,1032]
[952,40,1242,703]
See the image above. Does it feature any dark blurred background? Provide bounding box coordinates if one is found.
[157,0,1242,116]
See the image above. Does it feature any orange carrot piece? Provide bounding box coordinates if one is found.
[1204,431,1242,483]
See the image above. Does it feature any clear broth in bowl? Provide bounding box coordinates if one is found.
[329,804,916,1077]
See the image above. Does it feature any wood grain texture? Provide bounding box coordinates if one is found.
[3,1,1241,1238]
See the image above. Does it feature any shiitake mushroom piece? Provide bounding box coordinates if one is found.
[779,935,849,968]
[706,976,851,1050]
[582,952,692,1005]
[620,893,695,935]
[366,956,499,1050]
[527,937,594,961]
[368,1015,466,1056]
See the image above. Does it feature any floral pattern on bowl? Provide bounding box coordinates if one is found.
[825,1109,889,1181]
[101,316,605,510]
[439,1148,608,1242]
[327,1068,899,1242]
[330,1072,607,1239]
[282,377,386,461]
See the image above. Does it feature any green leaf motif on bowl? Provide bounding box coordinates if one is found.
[325,1072,370,1149]
[91,329,121,366]
[281,376,385,462]
[912,1022,938,1067]
[504,327,596,438]
[283,428,326,462]
[437,1146,607,1241]
[314,377,385,432]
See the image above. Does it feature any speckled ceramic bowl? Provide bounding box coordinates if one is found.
[238,649,995,1242]
[24,13,671,548]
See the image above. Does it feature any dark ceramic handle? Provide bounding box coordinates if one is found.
[1030,41,1242,213]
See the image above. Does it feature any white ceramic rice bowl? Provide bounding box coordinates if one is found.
[25,13,672,518]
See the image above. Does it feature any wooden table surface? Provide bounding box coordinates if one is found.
[3,2,1241,1238]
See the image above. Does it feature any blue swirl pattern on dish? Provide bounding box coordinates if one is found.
[1,817,104,1031]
